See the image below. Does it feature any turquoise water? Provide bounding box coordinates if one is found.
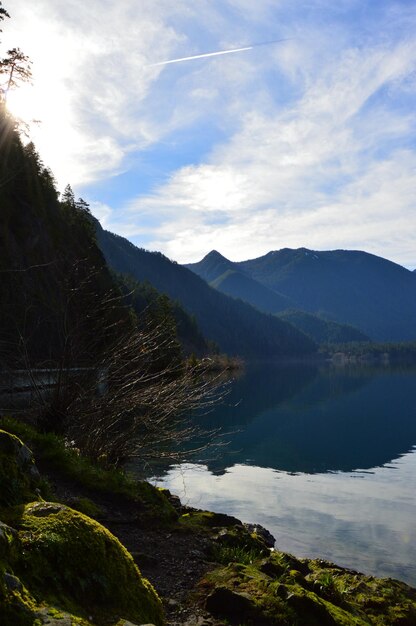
[149,363,416,585]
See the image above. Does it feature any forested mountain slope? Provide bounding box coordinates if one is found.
[277,310,370,344]
[95,224,316,357]
[0,109,129,366]
[188,248,416,341]
[187,250,292,313]
[0,107,197,368]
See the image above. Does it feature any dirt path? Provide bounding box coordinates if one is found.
[44,471,223,626]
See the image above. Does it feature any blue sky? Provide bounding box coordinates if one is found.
[3,0,416,266]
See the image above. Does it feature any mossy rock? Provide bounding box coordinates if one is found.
[135,484,178,525]
[201,552,416,625]
[179,510,269,560]
[179,510,241,529]
[0,520,16,561]
[1,502,164,626]
[0,430,40,506]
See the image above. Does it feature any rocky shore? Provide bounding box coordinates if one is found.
[1,424,416,625]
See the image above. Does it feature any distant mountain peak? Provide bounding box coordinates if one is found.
[202,250,230,262]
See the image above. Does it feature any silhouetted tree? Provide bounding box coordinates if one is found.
[0,2,9,31]
[61,183,75,208]
[0,47,32,102]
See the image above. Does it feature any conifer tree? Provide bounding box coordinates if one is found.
[0,2,9,31]
[62,183,75,208]
[0,47,32,102]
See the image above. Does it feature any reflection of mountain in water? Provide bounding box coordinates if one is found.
[189,365,416,475]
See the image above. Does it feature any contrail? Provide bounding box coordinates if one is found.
[148,38,289,67]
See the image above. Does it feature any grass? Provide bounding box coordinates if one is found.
[0,416,161,504]
[210,543,262,566]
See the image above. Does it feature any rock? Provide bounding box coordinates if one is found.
[26,502,63,516]
[213,523,269,556]
[259,556,287,578]
[202,558,416,626]
[183,617,216,626]
[119,622,156,626]
[244,522,276,548]
[0,520,16,559]
[3,502,165,626]
[286,588,340,625]
[161,488,182,512]
[35,608,74,625]
[181,509,242,528]
[131,550,159,567]
[0,429,40,505]
[3,572,22,591]
[205,586,256,620]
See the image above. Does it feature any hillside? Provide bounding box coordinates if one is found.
[95,224,317,358]
[0,111,130,367]
[187,250,292,313]
[210,268,292,313]
[278,310,370,344]
[188,248,416,341]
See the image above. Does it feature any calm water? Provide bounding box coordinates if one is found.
[147,363,416,586]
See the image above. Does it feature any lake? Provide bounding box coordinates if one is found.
[145,362,416,586]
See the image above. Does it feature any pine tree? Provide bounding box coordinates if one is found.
[0,47,32,102]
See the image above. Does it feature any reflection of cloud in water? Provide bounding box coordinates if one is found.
[154,449,416,585]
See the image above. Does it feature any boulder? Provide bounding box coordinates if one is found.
[205,586,256,622]
[0,429,40,506]
[0,501,165,626]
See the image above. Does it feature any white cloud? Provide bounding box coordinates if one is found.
[3,0,185,185]
[117,36,416,265]
[3,0,416,267]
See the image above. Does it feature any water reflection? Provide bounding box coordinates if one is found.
[154,452,416,585]
[190,363,416,474]
[142,364,416,585]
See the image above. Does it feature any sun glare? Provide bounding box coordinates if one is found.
[5,83,37,122]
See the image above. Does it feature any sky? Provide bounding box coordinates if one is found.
[2,0,416,267]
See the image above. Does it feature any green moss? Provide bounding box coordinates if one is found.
[179,510,243,528]
[0,429,40,506]
[200,553,416,625]
[0,418,177,524]
[6,502,165,625]
[1,501,165,625]
[65,497,103,519]
[179,510,268,559]
[0,424,169,625]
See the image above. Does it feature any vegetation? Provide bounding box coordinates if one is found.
[176,510,416,625]
[201,553,416,625]
[115,271,209,357]
[0,428,165,626]
[188,249,292,313]
[278,309,370,345]
[322,340,416,362]
[0,38,223,467]
[95,224,317,358]
[1,5,416,625]
[188,247,416,342]
[2,420,416,626]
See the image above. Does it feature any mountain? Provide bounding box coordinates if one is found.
[0,108,197,372]
[187,248,416,342]
[0,113,130,367]
[186,250,235,283]
[95,224,316,358]
[210,269,292,313]
[187,251,292,314]
[114,273,208,356]
[277,310,370,344]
